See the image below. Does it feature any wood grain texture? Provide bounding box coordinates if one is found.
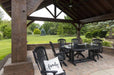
[80,13,114,24]
[11,0,27,63]
[27,0,44,15]
[0,0,9,4]
[27,16,78,23]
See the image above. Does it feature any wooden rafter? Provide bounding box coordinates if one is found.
[57,2,77,20]
[1,0,114,24]
[27,0,44,15]
[56,10,62,17]
[80,13,114,24]
[27,16,78,23]
[0,0,9,4]
[36,0,53,10]
[27,20,35,27]
[45,7,54,18]
[79,0,99,16]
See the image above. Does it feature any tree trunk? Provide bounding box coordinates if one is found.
[77,28,81,39]
[77,24,82,44]
[109,28,112,38]
[77,28,82,44]
[72,23,82,44]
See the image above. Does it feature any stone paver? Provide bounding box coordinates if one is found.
[0,49,114,75]
[27,49,114,75]
[90,68,114,75]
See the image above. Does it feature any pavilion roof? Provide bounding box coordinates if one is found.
[1,0,114,24]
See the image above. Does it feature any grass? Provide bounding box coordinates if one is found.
[0,39,11,60]
[0,35,86,60]
[27,35,85,44]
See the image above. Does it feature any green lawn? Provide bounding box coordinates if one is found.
[0,35,85,60]
[0,39,11,60]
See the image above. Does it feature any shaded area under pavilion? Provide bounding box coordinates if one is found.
[0,0,114,75]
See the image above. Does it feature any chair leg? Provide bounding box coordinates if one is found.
[63,61,67,66]
[77,54,80,58]
[74,52,78,56]
[99,54,103,58]
[97,54,99,60]
[80,53,85,58]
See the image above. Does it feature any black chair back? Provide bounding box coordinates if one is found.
[92,39,102,44]
[33,46,48,71]
[49,41,56,56]
[58,39,66,47]
[92,39,103,53]
[71,38,79,48]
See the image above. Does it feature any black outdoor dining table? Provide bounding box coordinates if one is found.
[63,44,98,66]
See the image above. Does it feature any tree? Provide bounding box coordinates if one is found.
[0,20,11,39]
[105,20,114,38]
[41,22,58,35]
[28,22,40,32]
[0,9,3,19]
[41,28,46,36]
[34,28,41,34]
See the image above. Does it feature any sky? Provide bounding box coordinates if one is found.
[0,4,66,25]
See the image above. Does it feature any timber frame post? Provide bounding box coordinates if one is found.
[3,0,45,75]
[11,0,27,63]
[72,23,83,43]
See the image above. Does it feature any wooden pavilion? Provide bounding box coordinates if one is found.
[0,0,114,75]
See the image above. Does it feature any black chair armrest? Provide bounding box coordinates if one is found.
[56,52,65,56]
[41,70,57,75]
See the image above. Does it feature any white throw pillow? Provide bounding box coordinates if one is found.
[44,57,64,75]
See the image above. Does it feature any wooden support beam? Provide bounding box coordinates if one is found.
[36,0,53,10]
[54,4,57,19]
[80,13,114,24]
[27,16,78,23]
[1,0,11,8]
[0,0,9,4]
[45,7,54,18]
[12,0,27,63]
[27,0,44,15]
[56,11,62,18]
[27,20,35,27]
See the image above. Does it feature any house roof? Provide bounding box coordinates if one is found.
[1,0,114,24]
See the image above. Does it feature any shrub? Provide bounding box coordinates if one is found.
[102,41,112,47]
[27,30,32,35]
[0,32,3,40]
[98,30,107,38]
[92,30,99,38]
[83,38,92,44]
[41,28,46,36]
[85,32,92,38]
[34,28,41,34]
[3,27,11,39]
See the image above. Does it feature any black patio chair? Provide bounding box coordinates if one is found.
[58,39,66,47]
[92,39,103,59]
[58,39,69,58]
[71,38,85,58]
[50,41,67,66]
[33,46,66,75]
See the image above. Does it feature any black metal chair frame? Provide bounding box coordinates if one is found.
[92,39,103,59]
[71,38,85,58]
[33,46,66,75]
[58,39,70,58]
[50,41,67,66]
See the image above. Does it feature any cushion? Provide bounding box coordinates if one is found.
[44,57,64,75]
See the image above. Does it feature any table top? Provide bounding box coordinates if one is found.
[63,43,98,51]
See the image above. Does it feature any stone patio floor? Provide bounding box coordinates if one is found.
[27,49,114,75]
[0,49,114,75]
